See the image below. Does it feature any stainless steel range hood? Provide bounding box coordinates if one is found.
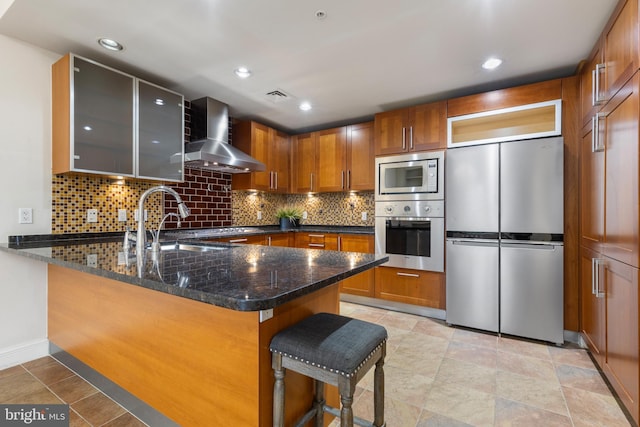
[183,97,265,173]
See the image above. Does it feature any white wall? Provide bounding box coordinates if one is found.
[0,34,59,367]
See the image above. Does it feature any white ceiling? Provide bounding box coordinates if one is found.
[0,0,618,133]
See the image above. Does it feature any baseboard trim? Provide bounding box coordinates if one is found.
[340,294,447,320]
[49,342,179,427]
[0,339,49,369]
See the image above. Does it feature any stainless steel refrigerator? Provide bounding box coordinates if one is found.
[445,136,564,344]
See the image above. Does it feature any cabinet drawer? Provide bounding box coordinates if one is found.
[374,266,445,309]
[294,233,339,250]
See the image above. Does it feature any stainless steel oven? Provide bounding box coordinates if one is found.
[375,151,444,201]
[375,200,444,272]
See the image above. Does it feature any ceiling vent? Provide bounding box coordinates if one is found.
[265,89,291,104]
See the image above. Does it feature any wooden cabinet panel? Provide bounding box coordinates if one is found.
[294,233,339,251]
[602,256,639,424]
[232,121,290,193]
[374,266,445,309]
[603,0,639,103]
[580,44,604,127]
[339,235,375,297]
[579,121,605,252]
[602,75,640,267]
[447,79,562,118]
[374,101,445,156]
[266,233,291,247]
[580,246,606,365]
[316,127,347,192]
[346,122,375,191]
[292,133,317,193]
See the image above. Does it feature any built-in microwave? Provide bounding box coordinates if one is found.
[375,151,444,201]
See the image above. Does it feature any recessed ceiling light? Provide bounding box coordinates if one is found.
[299,102,312,111]
[482,57,503,70]
[315,10,327,20]
[234,67,252,78]
[83,125,92,131]
[98,38,124,51]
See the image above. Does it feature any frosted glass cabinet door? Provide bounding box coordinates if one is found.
[73,57,135,175]
[137,81,184,182]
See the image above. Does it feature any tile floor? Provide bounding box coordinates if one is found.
[0,302,633,427]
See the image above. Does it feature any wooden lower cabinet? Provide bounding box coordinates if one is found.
[581,250,639,424]
[374,266,445,309]
[602,256,639,424]
[266,233,291,247]
[339,234,375,297]
[294,232,339,250]
[205,234,266,245]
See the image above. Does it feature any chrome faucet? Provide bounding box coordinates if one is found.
[136,185,190,260]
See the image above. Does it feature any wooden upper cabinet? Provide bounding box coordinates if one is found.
[316,127,347,192]
[447,79,562,118]
[292,132,317,193]
[294,122,375,193]
[346,122,375,191]
[603,0,639,102]
[580,43,604,127]
[581,0,639,123]
[374,101,446,156]
[232,121,290,193]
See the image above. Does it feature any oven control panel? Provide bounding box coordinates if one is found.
[375,200,444,218]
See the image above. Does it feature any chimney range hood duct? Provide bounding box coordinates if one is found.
[183,97,266,173]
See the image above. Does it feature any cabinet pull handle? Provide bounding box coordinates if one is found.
[269,171,273,190]
[409,126,414,150]
[594,63,605,105]
[267,236,272,246]
[274,172,278,190]
[309,243,325,248]
[594,258,605,298]
[341,170,345,189]
[402,127,406,150]
[591,115,597,153]
[594,113,605,152]
[347,170,351,189]
[338,236,342,251]
[229,238,248,243]
[591,258,597,295]
[397,272,420,278]
[309,234,325,238]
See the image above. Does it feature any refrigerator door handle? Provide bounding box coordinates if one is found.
[500,242,560,250]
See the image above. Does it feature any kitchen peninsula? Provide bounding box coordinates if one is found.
[0,234,387,426]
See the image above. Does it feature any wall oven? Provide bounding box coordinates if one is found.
[375,151,444,201]
[375,200,444,272]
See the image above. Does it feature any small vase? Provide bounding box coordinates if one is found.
[279,218,299,230]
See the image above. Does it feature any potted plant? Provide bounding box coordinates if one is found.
[276,205,302,230]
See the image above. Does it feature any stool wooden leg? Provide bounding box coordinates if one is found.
[272,354,285,427]
[313,380,325,427]
[340,393,354,427]
[373,356,385,427]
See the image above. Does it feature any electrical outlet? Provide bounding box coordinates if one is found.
[302,211,308,220]
[18,208,33,224]
[87,209,98,223]
[134,209,148,221]
[257,211,262,220]
[361,212,368,221]
[87,254,98,267]
[118,209,127,222]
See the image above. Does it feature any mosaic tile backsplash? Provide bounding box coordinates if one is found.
[52,171,374,234]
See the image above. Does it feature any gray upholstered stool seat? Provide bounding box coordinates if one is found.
[270,312,387,427]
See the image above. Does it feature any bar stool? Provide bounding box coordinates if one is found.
[270,312,387,427]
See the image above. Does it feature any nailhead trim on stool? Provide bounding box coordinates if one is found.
[270,312,387,427]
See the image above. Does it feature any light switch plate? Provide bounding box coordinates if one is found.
[118,209,127,222]
[361,212,367,221]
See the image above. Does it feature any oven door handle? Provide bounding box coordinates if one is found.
[447,238,498,247]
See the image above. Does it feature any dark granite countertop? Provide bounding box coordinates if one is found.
[0,232,385,312]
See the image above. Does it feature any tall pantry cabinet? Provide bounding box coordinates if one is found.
[578,0,640,423]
